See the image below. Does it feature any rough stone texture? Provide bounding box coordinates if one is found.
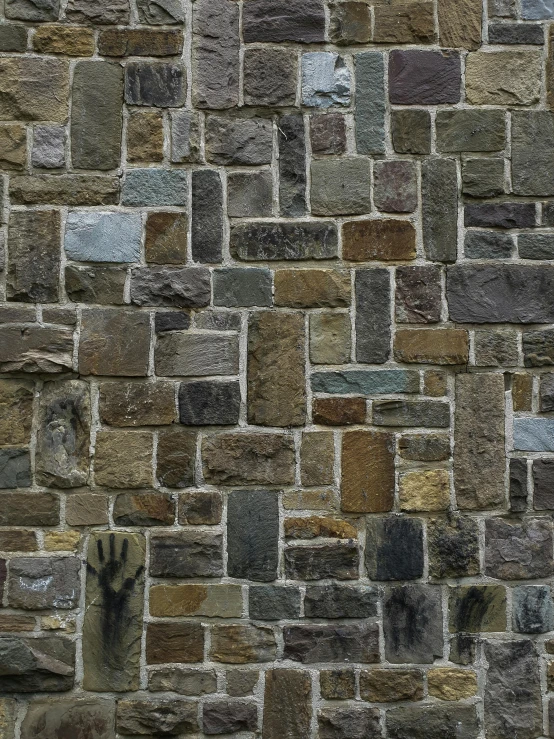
[65,212,141,263]
[263,669,312,739]
[466,51,542,105]
[284,622,379,663]
[383,585,443,663]
[341,430,395,513]
[486,518,554,579]
[366,516,424,581]
[428,516,480,579]
[202,433,295,486]
[206,116,272,166]
[244,49,297,107]
[8,557,80,610]
[227,491,279,582]
[7,210,60,303]
[422,158,458,262]
[387,705,479,739]
[0,58,69,122]
[21,699,115,739]
[355,52,385,155]
[311,157,370,215]
[355,268,390,363]
[243,0,325,43]
[389,51,461,104]
[438,0,482,48]
[465,229,514,259]
[79,309,151,376]
[231,221,338,261]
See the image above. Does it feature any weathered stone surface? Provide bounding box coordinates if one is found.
[512,112,554,196]
[0,636,75,692]
[366,516,424,581]
[449,264,554,324]
[373,400,450,427]
[453,374,505,509]
[206,116,272,166]
[227,172,272,218]
[100,28,182,56]
[284,622,379,663]
[383,585,443,663]
[179,491,222,525]
[231,221,338,261]
[355,52,385,155]
[65,212,141,264]
[227,670,259,696]
[214,268,271,308]
[449,585,507,632]
[178,380,239,426]
[127,109,163,163]
[318,707,381,739]
[300,431,334,486]
[360,669,424,703]
[466,203,535,229]
[71,62,123,171]
[304,585,378,619]
[243,0,325,43]
[486,517,554,579]
[145,213,188,265]
[0,124,26,170]
[513,586,554,633]
[438,0,482,48]
[112,493,174,527]
[10,175,119,206]
[320,669,356,700]
[0,379,33,445]
[522,0,554,16]
[311,157,370,215]
[278,115,306,217]
[247,311,305,427]
[125,62,185,108]
[8,557,79,610]
[391,109,431,154]
[355,268,390,363]
[510,458,528,512]
[422,158,458,262]
[94,430,152,488]
[389,50,461,104]
[394,329,468,365]
[341,430,394,513]
[0,58,69,122]
[79,309,150,376]
[275,270,349,309]
[33,24,94,56]
[374,3,435,43]
[0,25,27,51]
[484,640,542,739]
[313,397,366,426]
[156,332,238,377]
[523,329,554,367]
[150,583,240,619]
[343,219,416,261]
[428,516,480,579]
[117,700,198,736]
[122,169,188,206]
[387,704,479,739]
[5,0,58,20]
[285,516,356,539]
[395,265,441,323]
[191,170,223,264]
[302,52,351,109]
[66,266,126,305]
[475,328,518,367]
[35,380,90,489]
[436,109,505,152]
[285,544,359,580]
[32,125,65,169]
[329,2,371,44]
[7,210,60,303]
[263,669,312,739]
[0,492,59,526]
[136,0,184,23]
[99,381,175,427]
[192,0,239,109]
[244,48,297,106]
[203,702,257,735]
[203,432,294,486]
[0,448,30,489]
[249,586,301,620]
[466,51,542,105]
[131,267,210,309]
[312,369,418,395]
[227,490,278,582]
[489,22,544,43]
[310,113,346,155]
[399,434,450,461]
[374,160,417,213]
[149,668,216,695]
[146,622,204,663]
[20,699,114,739]
[150,531,222,578]
[0,325,73,374]
[83,532,145,692]
[399,469,450,512]
[463,158,505,198]
[210,624,276,664]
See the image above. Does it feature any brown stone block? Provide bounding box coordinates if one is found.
[127,110,164,163]
[341,430,395,513]
[248,311,306,427]
[373,3,435,43]
[94,430,153,489]
[394,328,469,365]
[0,57,69,121]
[178,491,222,525]
[65,493,108,526]
[149,584,243,618]
[33,25,95,56]
[210,624,277,664]
[513,372,533,411]
[301,431,334,486]
[156,428,196,488]
[274,269,351,308]
[360,669,424,702]
[146,622,205,664]
[10,175,120,205]
[282,489,337,510]
[99,381,176,426]
[428,668,478,700]
[343,220,416,262]
[0,530,37,551]
[0,614,35,631]
[313,397,366,426]
[263,669,312,739]
[438,0,482,49]
[79,309,151,377]
[0,379,34,445]
[424,370,448,397]
[284,516,357,539]
[0,124,26,170]
[113,492,175,526]
[0,493,59,526]
[145,212,188,264]
[99,28,183,56]
[0,325,73,373]
[399,469,451,512]
[202,432,295,486]
[465,51,542,106]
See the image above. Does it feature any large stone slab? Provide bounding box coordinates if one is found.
[8,557,80,610]
[0,58,69,121]
[454,373,505,509]
[65,212,141,263]
[263,669,312,739]
[231,221,338,261]
[35,380,90,488]
[0,325,73,374]
[21,699,115,739]
[512,111,554,196]
[202,432,295,486]
[248,311,306,427]
[83,532,145,691]
[383,585,443,663]
[0,636,75,692]
[243,0,325,42]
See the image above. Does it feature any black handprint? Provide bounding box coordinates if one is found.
[87,533,144,666]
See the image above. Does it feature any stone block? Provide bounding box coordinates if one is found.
[387,705,479,739]
[320,670,356,700]
[210,624,276,664]
[206,116,272,166]
[122,168,188,206]
[242,0,325,43]
[279,115,306,217]
[285,544,359,580]
[489,22,544,43]
[179,491,222,525]
[127,109,163,163]
[304,584,378,619]
[65,212,141,263]
[5,0,58,20]
[79,309,150,376]
[263,669,312,739]
[398,434,450,461]
[32,125,65,169]
[131,266,210,308]
[117,700,198,736]
[0,636,74,692]
[113,493,174,526]
[318,707,380,739]
[99,28,183,56]
[284,622,379,663]
[0,25,27,51]
[156,333,238,376]
[285,516,357,539]
[313,397,366,425]
[65,266,126,305]
[202,432,295,486]
[125,61,185,107]
[366,516,424,580]
[512,112,554,196]
[179,380,240,426]
[394,328,468,364]
[438,0,482,48]
[355,52,385,154]
[10,174,119,206]
[395,265,441,323]
[8,557,79,610]
[329,2,371,44]
[170,110,201,163]
[0,124,26,170]
[149,668,216,696]
[311,369,419,395]
[389,50,461,104]
[0,379,34,445]
[486,517,554,579]
[355,268,390,363]
[244,48,297,106]
[33,25,94,56]
[0,325,73,374]
[311,157,370,215]
[373,400,450,427]
[227,491,279,581]
[374,160,417,213]
[231,221,338,261]
[522,0,554,17]
[343,219,416,261]
[374,3,435,43]
[7,209,60,303]
[399,469,450,512]
[0,58,69,122]
[203,702,257,735]
[466,51,542,105]
[360,669,424,703]
[436,109,505,152]
[422,158,458,262]
[310,313,351,365]
[341,430,394,513]
[302,52,351,108]
[391,110,431,154]
[249,586,302,620]
[21,699,115,739]
[150,531,222,578]
[428,516,480,579]
[383,584,443,663]
[146,622,204,663]
[0,448,30,489]
[301,431,334,486]
[462,158,505,198]
[227,172,273,217]
[94,431,153,489]
[513,586,554,633]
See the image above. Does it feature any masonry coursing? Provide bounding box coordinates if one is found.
[0,0,554,736]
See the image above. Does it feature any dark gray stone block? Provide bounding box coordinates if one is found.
[366,517,424,581]
[178,381,240,426]
[355,268,390,364]
[249,586,301,620]
[383,585,443,663]
[227,491,279,582]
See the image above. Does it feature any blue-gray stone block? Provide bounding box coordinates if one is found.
[65,212,142,263]
[311,370,419,395]
[0,448,31,489]
[355,52,385,155]
[519,234,554,260]
[513,586,554,633]
[521,0,554,18]
[122,169,188,206]
[513,418,554,451]
[301,52,351,108]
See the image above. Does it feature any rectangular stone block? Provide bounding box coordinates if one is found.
[366,516,424,580]
[0,58,69,121]
[0,492,59,526]
[284,622,379,663]
[373,3,435,43]
[341,431,395,513]
[71,62,123,170]
[355,52,385,154]
[10,175,119,206]
[94,430,153,489]
[231,221,338,261]
[248,311,306,427]
[130,266,210,308]
[79,309,151,376]
[7,210,60,303]
[422,158,458,262]
[343,219,416,261]
[389,50,461,104]
[355,268,390,364]
[150,531,222,578]
[122,169,188,206]
[384,585,443,663]
[206,116,273,166]
[83,532,145,692]
[311,369,419,395]
[512,112,554,196]
[227,491,279,582]
[436,109,505,152]
[263,670,312,739]
[0,636,75,692]
[156,332,239,377]
[514,418,554,451]
[150,584,242,618]
[466,51,542,105]
[146,622,204,664]
[438,0,482,48]
[394,329,469,365]
[0,325,73,374]
[311,158,371,216]
[285,544,359,580]
[193,0,239,109]
[243,0,325,43]
[65,212,141,264]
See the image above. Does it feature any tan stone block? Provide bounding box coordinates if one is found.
[94,431,153,489]
[301,431,334,486]
[438,0,482,49]
[310,313,351,365]
[210,624,277,664]
[424,370,448,397]
[44,531,81,552]
[513,372,533,412]
[0,58,69,122]
[146,622,204,664]
[65,493,108,526]
[0,379,34,445]
[203,432,295,486]
[282,489,337,511]
[145,212,188,264]
[284,516,357,539]
[0,124,26,170]
[466,51,542,106]
[428,668,478,700]
[341,430,395,513]
[399,469,450,512]
[99,381,176,427]
[275,269,351,308]
[127,109,164,163]
[41,614,76,632]
[33,25,95,56]
[149,584,243,618]
[373,3,435,43]
[394,328,469,365]
[359,669,424,702]
[10,174,119,205]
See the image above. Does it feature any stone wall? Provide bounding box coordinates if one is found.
[1,0,554,736]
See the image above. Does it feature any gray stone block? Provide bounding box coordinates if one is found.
[383,585,443,663]
[228,491,279,582]
[65,212,141,263]
[214,268,272,307]
[513,586,554,633]
[32,126,65,169]
[0,448,30,488]
[122,169,188,206]
[302,52,351,108]
[311,158,371,216]
[125,62,185,108]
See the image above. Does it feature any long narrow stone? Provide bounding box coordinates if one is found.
[454,373,506,509]
[355,52,385,155]
[227,491,279,582]
[422,158,458,263]
[263,669,312,739]
[355,268,390,364]
[279,115,306,217]
[191,170,224,263]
